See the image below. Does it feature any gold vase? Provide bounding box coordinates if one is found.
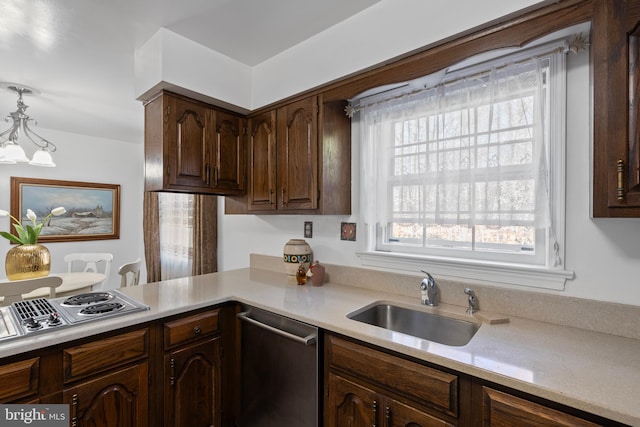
[5,244,51,281]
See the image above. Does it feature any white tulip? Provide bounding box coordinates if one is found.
[51,207,66,216]
[26,209,37,222]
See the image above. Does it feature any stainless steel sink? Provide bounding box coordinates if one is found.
[347,302,480,346]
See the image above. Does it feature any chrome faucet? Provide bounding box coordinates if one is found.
[420,270,438,306]
[464,288,477,314]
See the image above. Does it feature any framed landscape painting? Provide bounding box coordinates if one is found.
[10,177,121,243]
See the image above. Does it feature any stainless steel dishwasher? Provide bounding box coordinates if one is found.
[238,306,320,427]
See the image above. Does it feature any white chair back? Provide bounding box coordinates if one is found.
[63,253,113,290]
[0,276,63,306]
[118,258,142,287]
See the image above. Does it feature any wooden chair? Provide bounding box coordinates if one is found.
[118,258,141,287]
[63,253,113,290]
[0,276,63,306]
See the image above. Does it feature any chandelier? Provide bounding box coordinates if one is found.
[0,83,56,167]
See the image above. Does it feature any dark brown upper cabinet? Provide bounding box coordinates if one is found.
[226,94,351,215]
[592,0,640,216]
[147,0,640,217]
[144,91,245,195]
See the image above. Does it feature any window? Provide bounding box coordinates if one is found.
[357,39,575,289]
[158,192,193,280]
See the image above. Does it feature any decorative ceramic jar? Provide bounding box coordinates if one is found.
[283,239,312,281]
[5,244,51,281]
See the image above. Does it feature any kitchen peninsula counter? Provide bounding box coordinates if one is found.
[1,266,638,425]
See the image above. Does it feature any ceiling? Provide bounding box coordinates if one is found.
[0,0,380,145]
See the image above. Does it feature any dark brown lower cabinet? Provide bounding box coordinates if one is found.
[327,372,453,427]
[0,310,629,427]
[326,333,628,427]
[0,305,235,427]
[164,337,221,427]
[63,363,149,427]
[326,334,465,426]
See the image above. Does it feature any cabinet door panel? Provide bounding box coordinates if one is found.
[248,111,277,211]
[327,373,378,427]
[0,357,39,402]
[387,398,455,427]
[64,362,148,427]
[165,337,221,427]
[593,0,640,215]
[63,328,149,383]
[277,96,318,210]
[214,110,245,192]
[328,335,458,418]
[168,97,210,188]
[480,387,599,427]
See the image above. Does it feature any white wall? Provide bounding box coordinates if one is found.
[252,0,546,107]
[218,48,640,308]
[135,0,545,110]
[13,0,636,307]
[0,128,146,290]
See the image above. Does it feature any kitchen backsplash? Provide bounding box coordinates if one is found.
[250,254,640,340]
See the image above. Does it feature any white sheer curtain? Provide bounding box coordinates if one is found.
[360,54,560,265]
[158,192,193,280]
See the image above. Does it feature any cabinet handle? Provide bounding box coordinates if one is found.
[281,188,286,207]
[205,164,211,186]
[385,406,391,427]
[193,326,202,335]
[269,189,274,205]
[170,357,176,386]
[372,400,378,427]
[617,159,625,201]
[71,393,78,427]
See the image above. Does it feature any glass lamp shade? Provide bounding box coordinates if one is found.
[0,145,16,164]
[2,143,29,162]
[29,149,56,167]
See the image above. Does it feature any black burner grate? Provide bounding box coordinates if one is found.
[12,299,57,322]
[79,302,124,316]
[62,292,113,306]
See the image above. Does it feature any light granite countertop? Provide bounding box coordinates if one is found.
[1,267,638,425]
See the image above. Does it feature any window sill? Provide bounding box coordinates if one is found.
[356,251,574,291]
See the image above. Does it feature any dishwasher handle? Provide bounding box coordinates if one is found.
[237,311,317,346]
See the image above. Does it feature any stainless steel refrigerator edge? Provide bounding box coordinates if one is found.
[238,306,320,426]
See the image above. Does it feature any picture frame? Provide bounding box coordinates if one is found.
[10,177,121,243]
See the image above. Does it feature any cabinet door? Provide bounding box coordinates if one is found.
[166,95,212,189]
[64,362,148,427]
[277,95,319,210]
[326,373,379,427]
[247,110,277,211]
[213,110,245,193]
[386,398,455,427]
[164,337,221,427]
[593,1,640,216]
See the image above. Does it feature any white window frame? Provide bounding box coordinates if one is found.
[355,39,576,291]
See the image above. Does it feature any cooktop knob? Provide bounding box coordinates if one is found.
[25,317,42,331]
[47,313,62,326]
